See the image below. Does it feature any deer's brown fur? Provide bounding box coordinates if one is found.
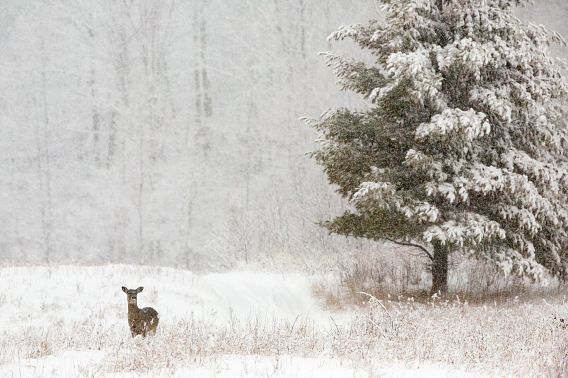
[121,286,159,338]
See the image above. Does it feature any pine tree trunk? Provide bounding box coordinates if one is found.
[431,241,448,294]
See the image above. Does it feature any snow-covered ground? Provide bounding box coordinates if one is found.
[0,265,564,377]
[0,265,326,330]
[1,351,483,378]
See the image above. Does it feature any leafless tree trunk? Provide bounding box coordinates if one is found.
[87,24,101,167]
[37,36,53,263]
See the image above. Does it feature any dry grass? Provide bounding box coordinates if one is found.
[549,340,568,377]
[26,339,52,359]
[313,250,566,306]
[2,295,567,376]
[344,294,568,375]
[308,251,568,376]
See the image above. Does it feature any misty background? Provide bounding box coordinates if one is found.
[0,0,566,269]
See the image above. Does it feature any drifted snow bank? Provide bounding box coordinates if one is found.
[0,265,327,330]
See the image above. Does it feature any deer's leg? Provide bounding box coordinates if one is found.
[142,321,148,338]
[150,317,159,335]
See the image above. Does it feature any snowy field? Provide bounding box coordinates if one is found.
[0,265,566,377]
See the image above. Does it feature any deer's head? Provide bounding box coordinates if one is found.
[121,286,143,305]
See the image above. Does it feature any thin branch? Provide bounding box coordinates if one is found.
[357,291,394,329]
[385,238,433,261]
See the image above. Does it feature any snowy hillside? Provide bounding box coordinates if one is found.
[0,265,566,377]
[0,265,326,330]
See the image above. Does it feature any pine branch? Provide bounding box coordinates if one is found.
[385,238,433,261]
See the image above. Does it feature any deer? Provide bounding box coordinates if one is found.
[121,286,159,338]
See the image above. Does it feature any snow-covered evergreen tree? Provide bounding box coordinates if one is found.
[311,0,568,293]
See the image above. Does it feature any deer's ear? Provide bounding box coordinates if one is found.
[136,286,144,293]
[121,286,128,293]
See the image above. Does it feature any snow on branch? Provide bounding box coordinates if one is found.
[415,108,490,142]
[371,49,442,105]
[423,213,506,247]
[351,181,440,224]
[469,87,512,123]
